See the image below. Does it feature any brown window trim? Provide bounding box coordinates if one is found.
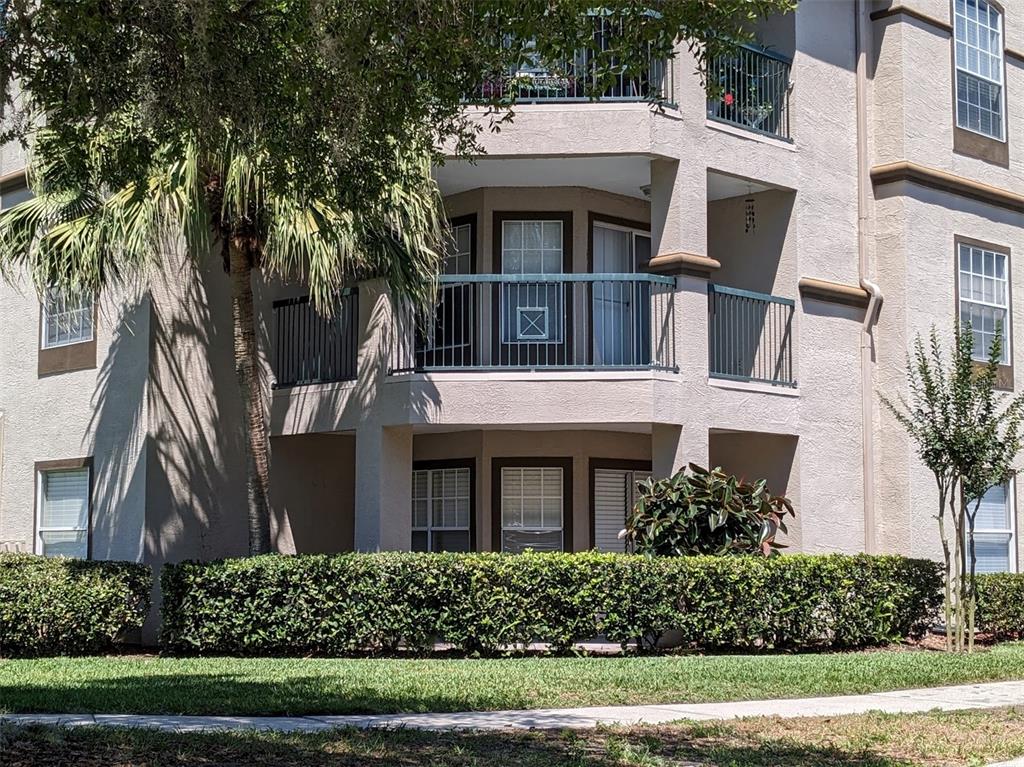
[37,297,98,377]
[447,214,478,274]
[491,457,574,553]
[949,0,1010,168]
[491,212,574,366]
[412,458,477,552]
[588,458,651,550]
[954,234,1014,390]
[33,457,94,559]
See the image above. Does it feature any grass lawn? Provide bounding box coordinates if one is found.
[2,643,1024,717]
[4,708,1024,766]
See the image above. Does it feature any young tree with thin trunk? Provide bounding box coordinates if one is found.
[0,0,795,555]
[882,323,1024,651]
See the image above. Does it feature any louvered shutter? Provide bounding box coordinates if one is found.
[593,468,649,552]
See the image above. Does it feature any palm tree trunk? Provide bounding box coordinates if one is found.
[229,240,272,555]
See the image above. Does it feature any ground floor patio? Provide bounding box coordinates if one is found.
[268,426,800,556]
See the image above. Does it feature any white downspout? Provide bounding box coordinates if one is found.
[856,0,883,554]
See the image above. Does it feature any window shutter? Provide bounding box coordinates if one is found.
[593,469,629,552]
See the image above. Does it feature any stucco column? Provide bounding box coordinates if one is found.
[354,423,413,551]
[651,423,708,479]
[650,157,707,258]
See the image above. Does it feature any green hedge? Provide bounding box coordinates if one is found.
[976,573,1024,640]
[0,554,152,657]
[161,553,942,656]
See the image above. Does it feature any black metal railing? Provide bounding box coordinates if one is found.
[272,289,358,388]
[391,273,676,373]
[708,284,795,387]
[476,51,672,103]
[472,17,673,105]
[707,44,792,140]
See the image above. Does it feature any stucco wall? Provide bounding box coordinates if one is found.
[709,429,802,549]
[0,274,151,560]
[142,254,252,566]
[270,433,355,554]
[708,189,798,297]
[871,2,1024,191]
[874,180,1024,566]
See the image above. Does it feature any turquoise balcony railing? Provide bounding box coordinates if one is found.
[392,273,677,373]
[708,284,795,387]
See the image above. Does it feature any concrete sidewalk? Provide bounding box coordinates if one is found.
[2,679,1023,734]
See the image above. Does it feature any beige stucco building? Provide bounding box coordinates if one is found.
[1,1,1022,586]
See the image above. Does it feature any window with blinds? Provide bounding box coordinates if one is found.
[411,466,472,552]
[593,467,647,552]
[36,467,90,558]
[971,479,1017,573]
[500,466,563,553]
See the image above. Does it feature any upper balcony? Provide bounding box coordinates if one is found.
[472,48,673,106]
[706,45,793,142]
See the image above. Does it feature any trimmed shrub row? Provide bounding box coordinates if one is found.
[160,552,943,656]
[0,553,151,657]
[976,573,1024,640]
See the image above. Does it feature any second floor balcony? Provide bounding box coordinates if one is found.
[390,273,677,373]
[270,276,797,390]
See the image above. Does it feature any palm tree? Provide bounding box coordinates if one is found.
[0,131,444,554]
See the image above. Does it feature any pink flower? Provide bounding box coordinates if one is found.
[723,92,735,106]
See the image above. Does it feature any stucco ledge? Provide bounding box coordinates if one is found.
[798,277,870,309]
[648,251,720,276]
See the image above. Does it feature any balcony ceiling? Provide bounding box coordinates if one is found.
[434,156,652,200]
[707,171,778,201]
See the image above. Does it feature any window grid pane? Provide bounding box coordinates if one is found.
[443,223,473,276]
[501,220,563,275]
[959,243,1010,363]
[954,0,1004,139]
[410,467,472,552]
[42,288,94,349]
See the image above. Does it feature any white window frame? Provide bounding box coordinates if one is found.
[499,218,566,345]
[35,465,92,559]
[41,288,94,349]
[500,465,564,552]
[591,220,652,273]
[953,0,1006,142]
[970,476,1018,573]
[411,465,472,552]
[958,241,1010,363]
[443,221,473,276]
